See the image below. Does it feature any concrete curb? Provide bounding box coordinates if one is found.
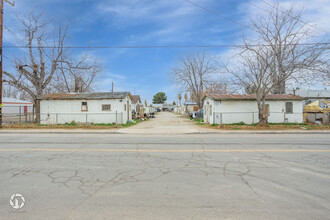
[1,129,330,134]
[0,129,119,134]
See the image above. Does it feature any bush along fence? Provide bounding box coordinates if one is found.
[210,112,303,125]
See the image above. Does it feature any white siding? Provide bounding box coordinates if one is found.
[204,98,303,124]
[40,97,132,124]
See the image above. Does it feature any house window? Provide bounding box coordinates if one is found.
[286,102,293,114]
[81,102,88,111]
[209,105,212,116]
[124,104,127,111]
[102,104,111,111]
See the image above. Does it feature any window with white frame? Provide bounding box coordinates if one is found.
[81,102,88,111]
[124,104,127,111]
[285,102,293,114]
[102,104,111,111]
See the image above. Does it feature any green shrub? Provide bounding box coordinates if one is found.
[230,122,245,125]
[68,121,77,126]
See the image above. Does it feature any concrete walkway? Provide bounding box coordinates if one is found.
[118,112,213,134]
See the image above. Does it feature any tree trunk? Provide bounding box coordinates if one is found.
[258,112,269,127]
[257,96,269,127]
[35,99,41,123]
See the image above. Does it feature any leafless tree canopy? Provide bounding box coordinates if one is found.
[51,51,102,93]
[172,52,215,108]
[225,46,274,126]
[248,4,329,94]
[224,4,329,126]
[3,12,101,122]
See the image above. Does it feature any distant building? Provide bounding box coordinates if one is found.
[203,94,304,125]
[289,88,330,108]
[2,97,34,115]
[131,95,142,113]
[37,92,133,124]
[303,100,330,124]
[184,102,199,113]
[151,103,172,111]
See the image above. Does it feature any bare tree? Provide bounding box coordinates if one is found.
[3,12,101,123]
[205,80,228,94]
[3,12,67,122]
[2,84,19,98]
[225,46,274,126]
[172,52,215,108]
[249,3,329,94]
[51,51,102,93]
[224,4,329,126]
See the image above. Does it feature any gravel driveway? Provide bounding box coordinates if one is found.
[118,112,211,134]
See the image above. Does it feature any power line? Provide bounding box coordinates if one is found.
[182,0,252,30]
[1,42,329,49]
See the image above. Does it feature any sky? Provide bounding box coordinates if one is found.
[3,0,330,103]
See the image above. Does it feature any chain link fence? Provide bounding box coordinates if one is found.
[211,112,303,125]
[40,112,124,125]
[2,106,35,124]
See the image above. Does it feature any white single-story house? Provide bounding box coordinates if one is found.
[174,105,186,115]
[184,102,199,113]
[203,94,304,125]
[37,92,133,124]
[131,95,142,114]
[2,97,34,115]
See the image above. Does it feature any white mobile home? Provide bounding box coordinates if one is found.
[2,98,34,115]
[184,102,199,113]
[38,92,133,124]
[203,94,304,125]
[131,95,142,113]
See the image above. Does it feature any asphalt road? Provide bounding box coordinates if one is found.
[0,133,329,220]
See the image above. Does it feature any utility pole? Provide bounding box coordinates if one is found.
[0,0,14,128]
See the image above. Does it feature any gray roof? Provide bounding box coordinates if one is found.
[37,92,132,100]
[131,95,141,104]
[2,97,34,104]
[293,89,330,98]
[204,94,304,101]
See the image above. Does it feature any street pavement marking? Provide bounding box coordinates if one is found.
[0,149,329,152]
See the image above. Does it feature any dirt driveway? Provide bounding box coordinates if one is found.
[118,112,212,134]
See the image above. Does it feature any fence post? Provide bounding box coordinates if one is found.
[252,112,254,124]
[86,114,88,124]
[284,112,286,125]
[32,105,35,123]
[116,111,118,127]
[213,112,215,125]
[56,114,58,124]
[220,113,223,126]
[19,107,21,123]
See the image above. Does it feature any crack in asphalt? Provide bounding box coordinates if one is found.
[1,144,330,217]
